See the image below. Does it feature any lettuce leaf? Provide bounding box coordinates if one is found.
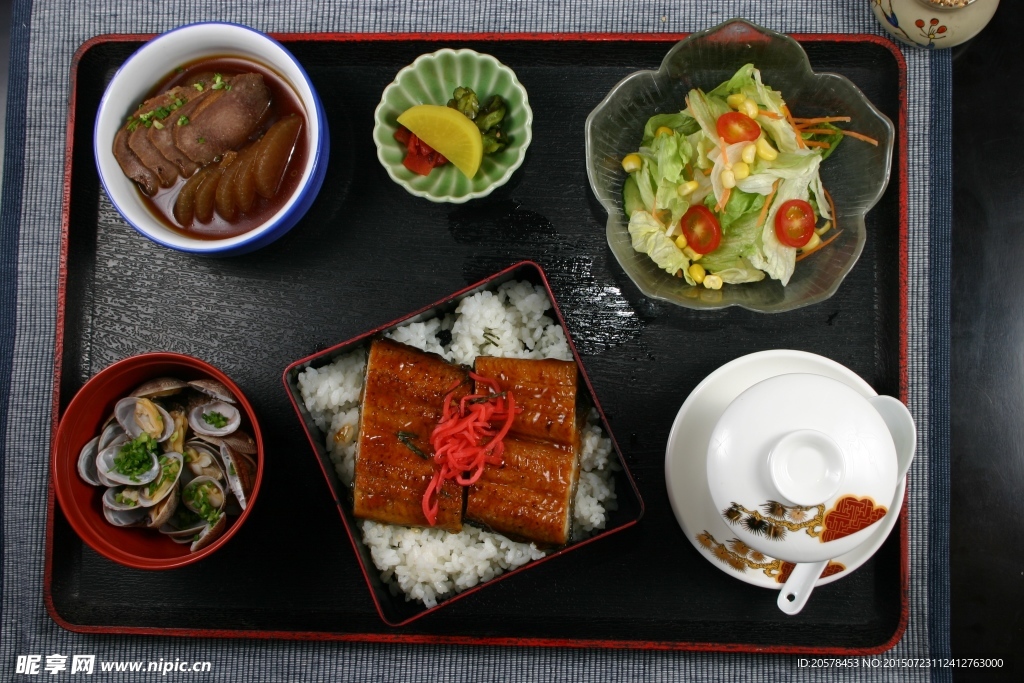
[642,112,700,146]
[699,211,765,284]
[628,211,690,277]
[703,187,764,234]
[708,63,756,99]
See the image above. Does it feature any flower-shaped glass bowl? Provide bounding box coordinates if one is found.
[585,19,895,312]
[373,49,533,203]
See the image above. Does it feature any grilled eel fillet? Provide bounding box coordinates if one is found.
[353,338,469,533]
[466,357,582,545]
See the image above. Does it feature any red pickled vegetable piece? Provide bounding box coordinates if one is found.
[422,373,520,526]
[402,149,435,175]
[393,125,411,145]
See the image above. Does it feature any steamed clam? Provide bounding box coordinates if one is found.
[187,400,241,437]
[77,375,257,553]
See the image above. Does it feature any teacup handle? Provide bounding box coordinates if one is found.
[868,395,917,482]
[777,560,829,615]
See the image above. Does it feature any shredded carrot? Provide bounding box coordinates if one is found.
[839,129,879,146]
[782,106,806,149]
[718,136,730,165]
[804,140,831,149]
[422,374,519,525]
[824,187,837,229]
[796,230,843,262]
[797,128,837,136]
[792,116,851,125]
[757,180,781,228]
[758,110,783,120]
[715,187,731,213]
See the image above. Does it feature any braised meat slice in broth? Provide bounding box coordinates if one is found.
[112,126,159,196]
[174,73,271,166]
[148,74,217,177]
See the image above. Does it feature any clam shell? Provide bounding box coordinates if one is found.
[77,436,102,486]
[115,397,175,442]
[102,486,143,511]
[138,452,184,507]
[95,434,129,487]
[182,440,224,484]
[147,485,180,528]
[130,376,188,399]
[195,430,257,456]
[98,421,126,450]
[188,379,236,404]
[187,401,240,437]
[95,438,159,486]
[219,445,255,511]
[190,513,227,552]
[181,475,227,517]
[103,505,148,527]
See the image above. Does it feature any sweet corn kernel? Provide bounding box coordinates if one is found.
[655,126,674,137]
[755,137,778,161]
[726,93,746,110]
[720,169,737,189]
[741,142,757,165]
[621,153,642,173]
[703,274,724,290]
[740,98,759,119]
[675,234,688,249]
[732,161,750,181]
[683,246,703,261]
[687,263,706,284]
[677,180,699,196]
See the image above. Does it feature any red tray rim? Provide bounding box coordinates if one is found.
[45,30,910,654]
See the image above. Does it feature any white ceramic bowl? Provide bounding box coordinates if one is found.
[94,22,329,256]
[664,350,907,591]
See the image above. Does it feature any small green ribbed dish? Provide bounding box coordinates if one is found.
[373,49,533,203]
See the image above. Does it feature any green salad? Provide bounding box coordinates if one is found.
[621,63,875,290]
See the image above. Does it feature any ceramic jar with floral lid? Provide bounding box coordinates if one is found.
[871,0,999,48]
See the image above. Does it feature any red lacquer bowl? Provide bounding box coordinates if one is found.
[50,352,264,569]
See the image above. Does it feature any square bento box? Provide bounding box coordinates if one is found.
[282,261,644,626]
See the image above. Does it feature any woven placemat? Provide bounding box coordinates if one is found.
[0,1,949,680]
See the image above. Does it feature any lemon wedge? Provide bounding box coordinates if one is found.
[397,104,483,179]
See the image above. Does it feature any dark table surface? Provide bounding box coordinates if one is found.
[0,0,1018,671]
[951,0,1024,668]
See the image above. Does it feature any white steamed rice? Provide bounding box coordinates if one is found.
[297,280,618,607]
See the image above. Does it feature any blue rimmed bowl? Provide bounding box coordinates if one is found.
[373,49,533,203]
[94,22,329,257]
[585,19,895,312]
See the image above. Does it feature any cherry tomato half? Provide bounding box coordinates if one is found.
[774,199,816,248]
[716,112,761,145]
[680,205,722,254]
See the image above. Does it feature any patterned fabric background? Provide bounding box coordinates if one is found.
[0,1,949,680]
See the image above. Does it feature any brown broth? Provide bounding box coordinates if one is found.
[138,56,310,240]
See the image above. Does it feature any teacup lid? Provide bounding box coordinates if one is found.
[706,373,897,564]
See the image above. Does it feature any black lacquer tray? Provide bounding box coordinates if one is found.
[46,33,908,652]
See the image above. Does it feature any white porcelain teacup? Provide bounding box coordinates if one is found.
[706,372,915,614]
